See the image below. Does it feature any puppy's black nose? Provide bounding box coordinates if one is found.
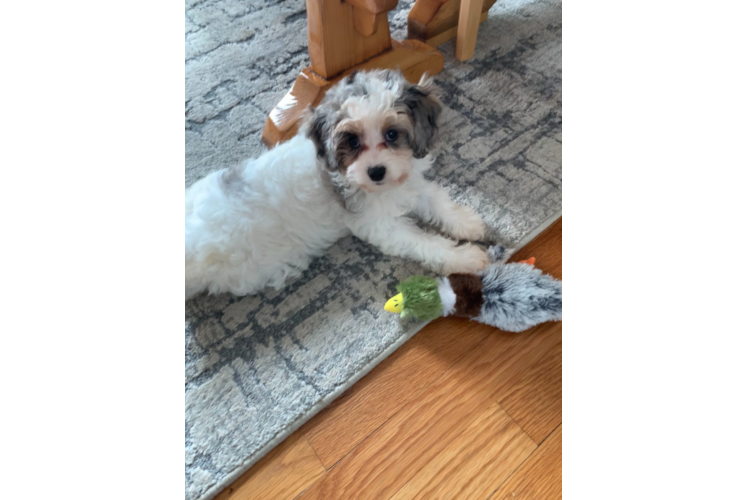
[368,165,386,182]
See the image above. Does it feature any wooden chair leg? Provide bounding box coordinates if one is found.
[455,0,483,61]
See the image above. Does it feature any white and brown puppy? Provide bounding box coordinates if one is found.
[186,70,489,298]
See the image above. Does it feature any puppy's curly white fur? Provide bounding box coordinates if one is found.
[186,70,489,298]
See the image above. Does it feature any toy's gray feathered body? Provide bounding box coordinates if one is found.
[475,246,562,332]
[385,245,562,332]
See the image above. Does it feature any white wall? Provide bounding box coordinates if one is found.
[561,139,577,210]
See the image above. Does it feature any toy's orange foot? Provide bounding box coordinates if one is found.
[519,257,536,265]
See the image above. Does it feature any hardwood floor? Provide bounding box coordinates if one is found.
[216,218,562,500]
[492,426,562,499]
[303,316,491,469]
[213,433,325,500]
[499,340,562,444]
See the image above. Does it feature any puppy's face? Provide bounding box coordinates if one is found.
[332,102,414,193]
[306,70,442,194]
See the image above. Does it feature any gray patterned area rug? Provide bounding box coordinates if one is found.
[185,0,561,498]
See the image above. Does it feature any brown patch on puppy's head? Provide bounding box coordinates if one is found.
[331,120,365,172]
[303,103,344,169]
[395,77,442,158]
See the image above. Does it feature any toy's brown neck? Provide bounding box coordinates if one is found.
[447,273,484,317]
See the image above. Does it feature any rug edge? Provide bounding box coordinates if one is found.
[195,207,562,500]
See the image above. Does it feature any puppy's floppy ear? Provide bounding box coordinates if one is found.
[303,105,328,159]
[398,78,442,158]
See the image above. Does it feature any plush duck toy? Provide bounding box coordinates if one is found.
[384,246,562,332]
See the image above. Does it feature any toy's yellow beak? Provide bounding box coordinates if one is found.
[384,293,404,313]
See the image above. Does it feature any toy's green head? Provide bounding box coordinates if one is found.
[384,275,443,321]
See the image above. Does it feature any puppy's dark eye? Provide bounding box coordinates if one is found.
[348,136,360,149]
[385,129,399,141]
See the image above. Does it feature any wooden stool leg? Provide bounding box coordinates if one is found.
[455,0,483,61]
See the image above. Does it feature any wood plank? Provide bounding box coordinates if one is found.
[306,0,392,79]
[353,9,380,37]
[456,0,484,61]
[509,217,562,278]
[499,338,562,444]
[425,11,488,47]
[491,425,562,500]
[302,315,491,469]
[297,320,560,500]
[213,432,325,500]
[344,0,399,14]
[408,0,451,40]
[408,0,496,42]
[390,402,536,500]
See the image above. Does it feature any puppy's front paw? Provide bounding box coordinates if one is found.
[441,244,490,274]
[447,207,485,241]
